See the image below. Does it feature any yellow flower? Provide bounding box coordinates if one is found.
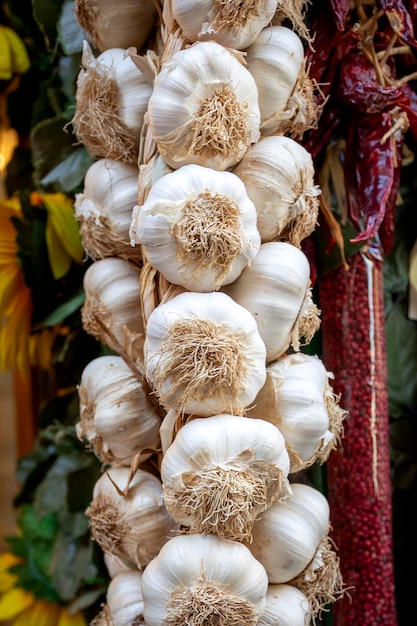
[0,553,87,626]
[36,193,84,280]
[0,199,32,376]
[0,193,84,375]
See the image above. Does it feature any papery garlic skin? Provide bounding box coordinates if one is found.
[81,257,145,372]
[104,552,136,579]
[247,483,330,583]
[247,353,345,472]
[130,164,260,291]
[233,136,320,246]
[144,291,267,415]
[141,533,268,626]
[161,414,292,541]
[171,0,278,50]
[75,159,141,262]
[107,570,144,626]
[73,42,152,163]
[86,466,178,569]
[146,41,261,170]
[222,242,320,362]
[246,25,317,137]
[77,355,161,465]
[74,0,158,53]
[258,584,311,626]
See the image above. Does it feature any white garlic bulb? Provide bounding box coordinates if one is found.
[72,42,152,163]
[246,25,318,137]
[81,257,145,373]
[77,355,161,465]
[144,291,267,415]
[258,584,311,626]
[75,158,141,263]
[74,0,158,53]
[247,353,346,472]
[233,136,320,247]
[247,483,330,583]
[107,570,144,626]
[161,414,292,541]
[146,41,261,170]
[171,0,278,50]
[141,533,269,626]
[222,242,320,363]
[130,164,261,291]
[86,466,178,568]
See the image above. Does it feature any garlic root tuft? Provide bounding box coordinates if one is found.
[188,85,250,160]
[152,318,250,414]
[163,456,290,542]
[166,575,260,626]
[173,190,247,284]
[72,64,137,163]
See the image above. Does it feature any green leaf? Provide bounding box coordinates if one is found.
[31,114,78,191]
[35,290,85,328]
[33,453,91,518]
[50,535,97,601]
[19,505,58,542]
[32,0,65,50]
[10,561,60,603]
[58,1,85,55]
[40,148,95,193]
[57,511,89,538]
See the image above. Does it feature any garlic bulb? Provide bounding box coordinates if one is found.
[130,164,261,291]
[77,355,161,465]
[245,25,318,138]
[107,570,144,626]
[233,136,320,247]
[74,0,158,52]
[161,414,292,541]
[75,158,141,263]
[86,465,178,568]
[81,257,145,373]
[171,0,278,50]
[141,533,269,626]
[144,291,267,415]
[146,41,261,170]
[247,353,346,472]
[258,584,311,626]
[222,242,320,363]
[72,42,152,163]
[247,483,332,583]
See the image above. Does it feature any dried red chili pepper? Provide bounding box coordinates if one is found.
[337,50,408,113]
[325,0,351,30]
[319,251,398,626]
[343,110,402,247]
[377,0,417,48]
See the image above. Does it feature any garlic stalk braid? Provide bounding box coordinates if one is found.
[71,1,347,624]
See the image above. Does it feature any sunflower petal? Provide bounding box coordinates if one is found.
[0,553,23,593]
[57,608,88,626]
[0,588,34,619]
[45,218,72,280]
[42,194,84,264]
[12,599,61,626]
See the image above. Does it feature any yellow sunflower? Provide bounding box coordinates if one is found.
[0,553,87,626]
[0,193,84,376]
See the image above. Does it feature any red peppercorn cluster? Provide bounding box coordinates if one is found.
[319,252,397,625]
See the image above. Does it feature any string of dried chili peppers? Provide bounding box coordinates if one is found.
[304,1,417,623]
